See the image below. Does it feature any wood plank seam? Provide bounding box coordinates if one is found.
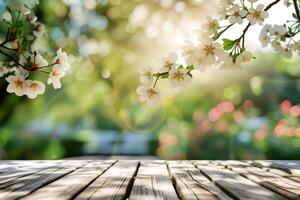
[71,161,118,199]
[17,162,88,199]
[166,163,182,200]
[195,163,288,200]
[225,166,300,199]
[219,161,300,199]
[120,161,140,200]
[169,161,232,200]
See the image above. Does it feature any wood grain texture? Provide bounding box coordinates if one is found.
[169,161,232,200]
[196,163,288,200]
[0,161,63,186]
[21,161,114,200]
[253,161,300,175]
[129,160,179,200]
[0,167,76,200]
[225,164,300,200]
[74,160,138,200]
[0,160,300,200]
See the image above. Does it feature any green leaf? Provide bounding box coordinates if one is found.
[160,73,169,79]
[187,65,194,71]
[292,13,298,19]
[222,39,235,51]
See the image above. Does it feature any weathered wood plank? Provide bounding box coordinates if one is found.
[74,160,138,200]
[0,167,77,199]
[21,161,114,200]
[253,161,300,175]
[0,161,64,186]
[169,161,232,200]
[225,161,300,185]
[129,161,179,200]
[196,163,288,200]
[226,164,300,200]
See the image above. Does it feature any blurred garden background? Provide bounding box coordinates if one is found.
[0,0,299,160]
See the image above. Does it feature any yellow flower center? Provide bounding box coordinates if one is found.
[204,45,215,55]
[29,82,39,91]
[253,10,261,19]
[143,71,152,79]
[147,88,158,98]
[52,71,61,77]
[14,80,23,88]
[208,21,217,30]
[233,11,240,17]
[173,71,185,82]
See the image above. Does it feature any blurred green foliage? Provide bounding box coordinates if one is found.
[0,0,299,159]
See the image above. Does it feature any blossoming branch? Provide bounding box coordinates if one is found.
[0,3,70,99]
[137,0,300,105]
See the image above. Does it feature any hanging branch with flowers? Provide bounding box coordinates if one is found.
[137,0,300,105]
[0,2,70,99]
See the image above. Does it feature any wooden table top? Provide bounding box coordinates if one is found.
[0,160,300,200]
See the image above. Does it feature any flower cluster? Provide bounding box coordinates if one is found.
[138,0,300,105]
[0,3,70,98]
[137,53,191,105]
[4,49,69,98]
[259,24,300,58]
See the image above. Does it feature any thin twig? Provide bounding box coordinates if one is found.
[40,62,57,69]
[264,0,281,11]
[0,49,29,70]
[0,45,18,51]
[214,24,234,40]
[292,0,300,21]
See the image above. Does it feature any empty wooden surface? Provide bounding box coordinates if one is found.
[0,160,299,200]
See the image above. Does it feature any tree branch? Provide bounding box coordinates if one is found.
[0,49,30,71]
[292,0,300,21]
[264,0,281,11]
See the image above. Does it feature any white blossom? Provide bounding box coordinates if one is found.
[182,41,198,66]
[261,24,272,33]
[160,52,177,73]
[271,40,283,51]
[6,75,26,96]
[136,85,161,106]
[291,41,300,55]
[246,4,268,25]
[25,80,45,99]
[20,5,31,15]
[20,52,48,71]
[47,66,66,89]
[34,51,48,69]
[259,33,270,47]
[217,6,227,20]
[236,51,253,63]
[196,36,223,70]
[54,48,70,71]
[218,53,241,69]
[247,0,258,3]
[12,66,29,78]
[27,13,38,23]
[220,0,234,8]
[202,17,219,35]
[168,67,191,86]
[0,64,9,77]
[139,65,153,84]
[280,46,293,58]
[33,22,45,37]
[259,25,272,47]
[270,25,286,37]
[228,5,247,24]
